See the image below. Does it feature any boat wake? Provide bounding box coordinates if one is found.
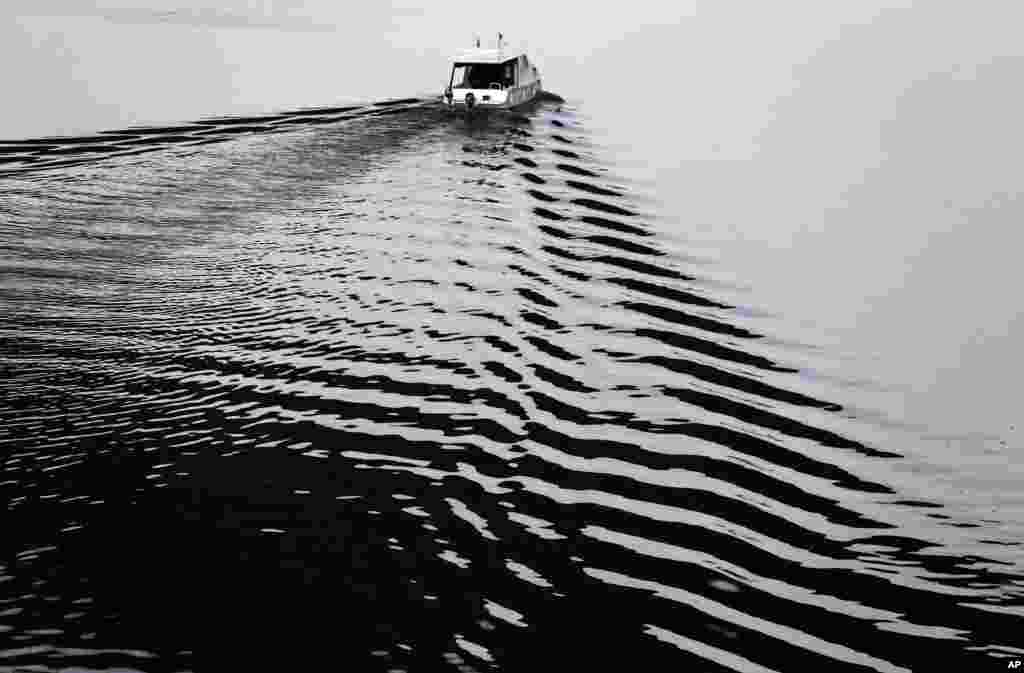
[0,98,430,177]
[1,97,1021,672]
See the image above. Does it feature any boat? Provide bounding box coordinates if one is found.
[442,34,543,114]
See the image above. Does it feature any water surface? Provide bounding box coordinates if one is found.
[2,97,1022,672]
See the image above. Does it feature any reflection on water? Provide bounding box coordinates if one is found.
[1,99,1022,672]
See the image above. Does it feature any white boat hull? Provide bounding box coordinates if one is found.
[445,81,543,111]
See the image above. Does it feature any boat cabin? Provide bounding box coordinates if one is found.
[449,51,538,91]
[444,41,542,110]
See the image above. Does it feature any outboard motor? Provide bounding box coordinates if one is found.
[444,86,453,105]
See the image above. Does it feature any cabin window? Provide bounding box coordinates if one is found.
[453,62,509,89]
[451,65,469,88]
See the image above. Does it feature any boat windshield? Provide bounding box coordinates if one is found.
[451,62,514,89]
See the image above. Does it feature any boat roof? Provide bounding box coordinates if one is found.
[452,48,525,64]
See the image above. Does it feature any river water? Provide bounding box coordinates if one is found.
[3,4,1024,671]
[2,94,1022,672]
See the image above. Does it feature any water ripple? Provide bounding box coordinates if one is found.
[2,98,1021,672]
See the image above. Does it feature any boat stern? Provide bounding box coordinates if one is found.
[445,87,510,111]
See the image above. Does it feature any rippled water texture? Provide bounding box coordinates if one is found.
[2,99,1022,672]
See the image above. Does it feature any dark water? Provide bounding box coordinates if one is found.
[2,99,1022,672]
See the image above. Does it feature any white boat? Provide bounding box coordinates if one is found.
[442,35,543,113]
